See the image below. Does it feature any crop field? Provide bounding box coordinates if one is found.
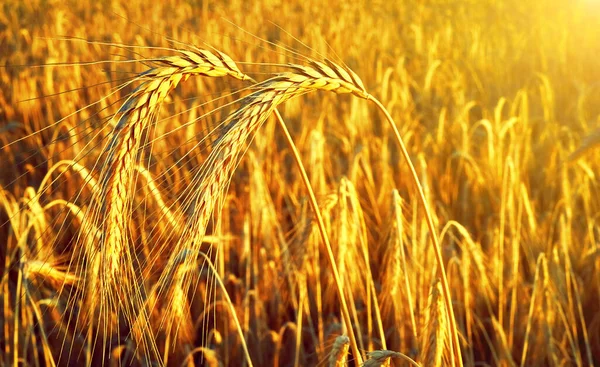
[1,0,600,366]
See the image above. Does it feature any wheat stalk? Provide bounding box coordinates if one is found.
[368,97,462,366]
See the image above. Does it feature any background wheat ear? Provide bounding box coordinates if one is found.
[419,279,447,367]
[329,335,350,367]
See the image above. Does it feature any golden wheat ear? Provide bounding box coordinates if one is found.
[159,57,372,364]
[419,279,447,367]
[77,46,252,363]
[569,127,600,161]
[286,59,369,98]
[329,335,350,367]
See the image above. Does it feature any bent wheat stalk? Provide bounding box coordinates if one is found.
[165,57,460,366]
[273,109,363,363]
[278,61,461,365]
[368,96,462,366]
[164,59,370,364]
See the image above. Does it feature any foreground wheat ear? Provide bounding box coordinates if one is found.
[77,47,251,361]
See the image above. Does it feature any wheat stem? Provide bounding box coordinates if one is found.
[197,251,254,367]
[274,110,364,365]
[368,96,462,367]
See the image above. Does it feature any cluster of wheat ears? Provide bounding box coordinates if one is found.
[4,41,454,366]
[2,1,600,366]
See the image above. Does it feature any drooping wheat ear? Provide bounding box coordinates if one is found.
[329,335,350,367]
[275,60,462,365]
[164,58,369,364]
[82,47,250,358]
[97,46,250,285]
[419,279,447,367]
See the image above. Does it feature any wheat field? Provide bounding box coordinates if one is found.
[1,0,600,366]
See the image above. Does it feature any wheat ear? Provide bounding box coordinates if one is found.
[164,59,369,364]
[98,46,249,287]
[419,279,447,367]
[83,47,250,360]
[329,335,350,367]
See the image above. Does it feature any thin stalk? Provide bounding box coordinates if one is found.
[394,191,418,342]
[14,248,23,367]
[273,110,364,365]
[368,95,463,366]
[294,275,305,367]
[197,252,254,367]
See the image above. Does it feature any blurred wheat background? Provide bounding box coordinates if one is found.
[1,0,600,366]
